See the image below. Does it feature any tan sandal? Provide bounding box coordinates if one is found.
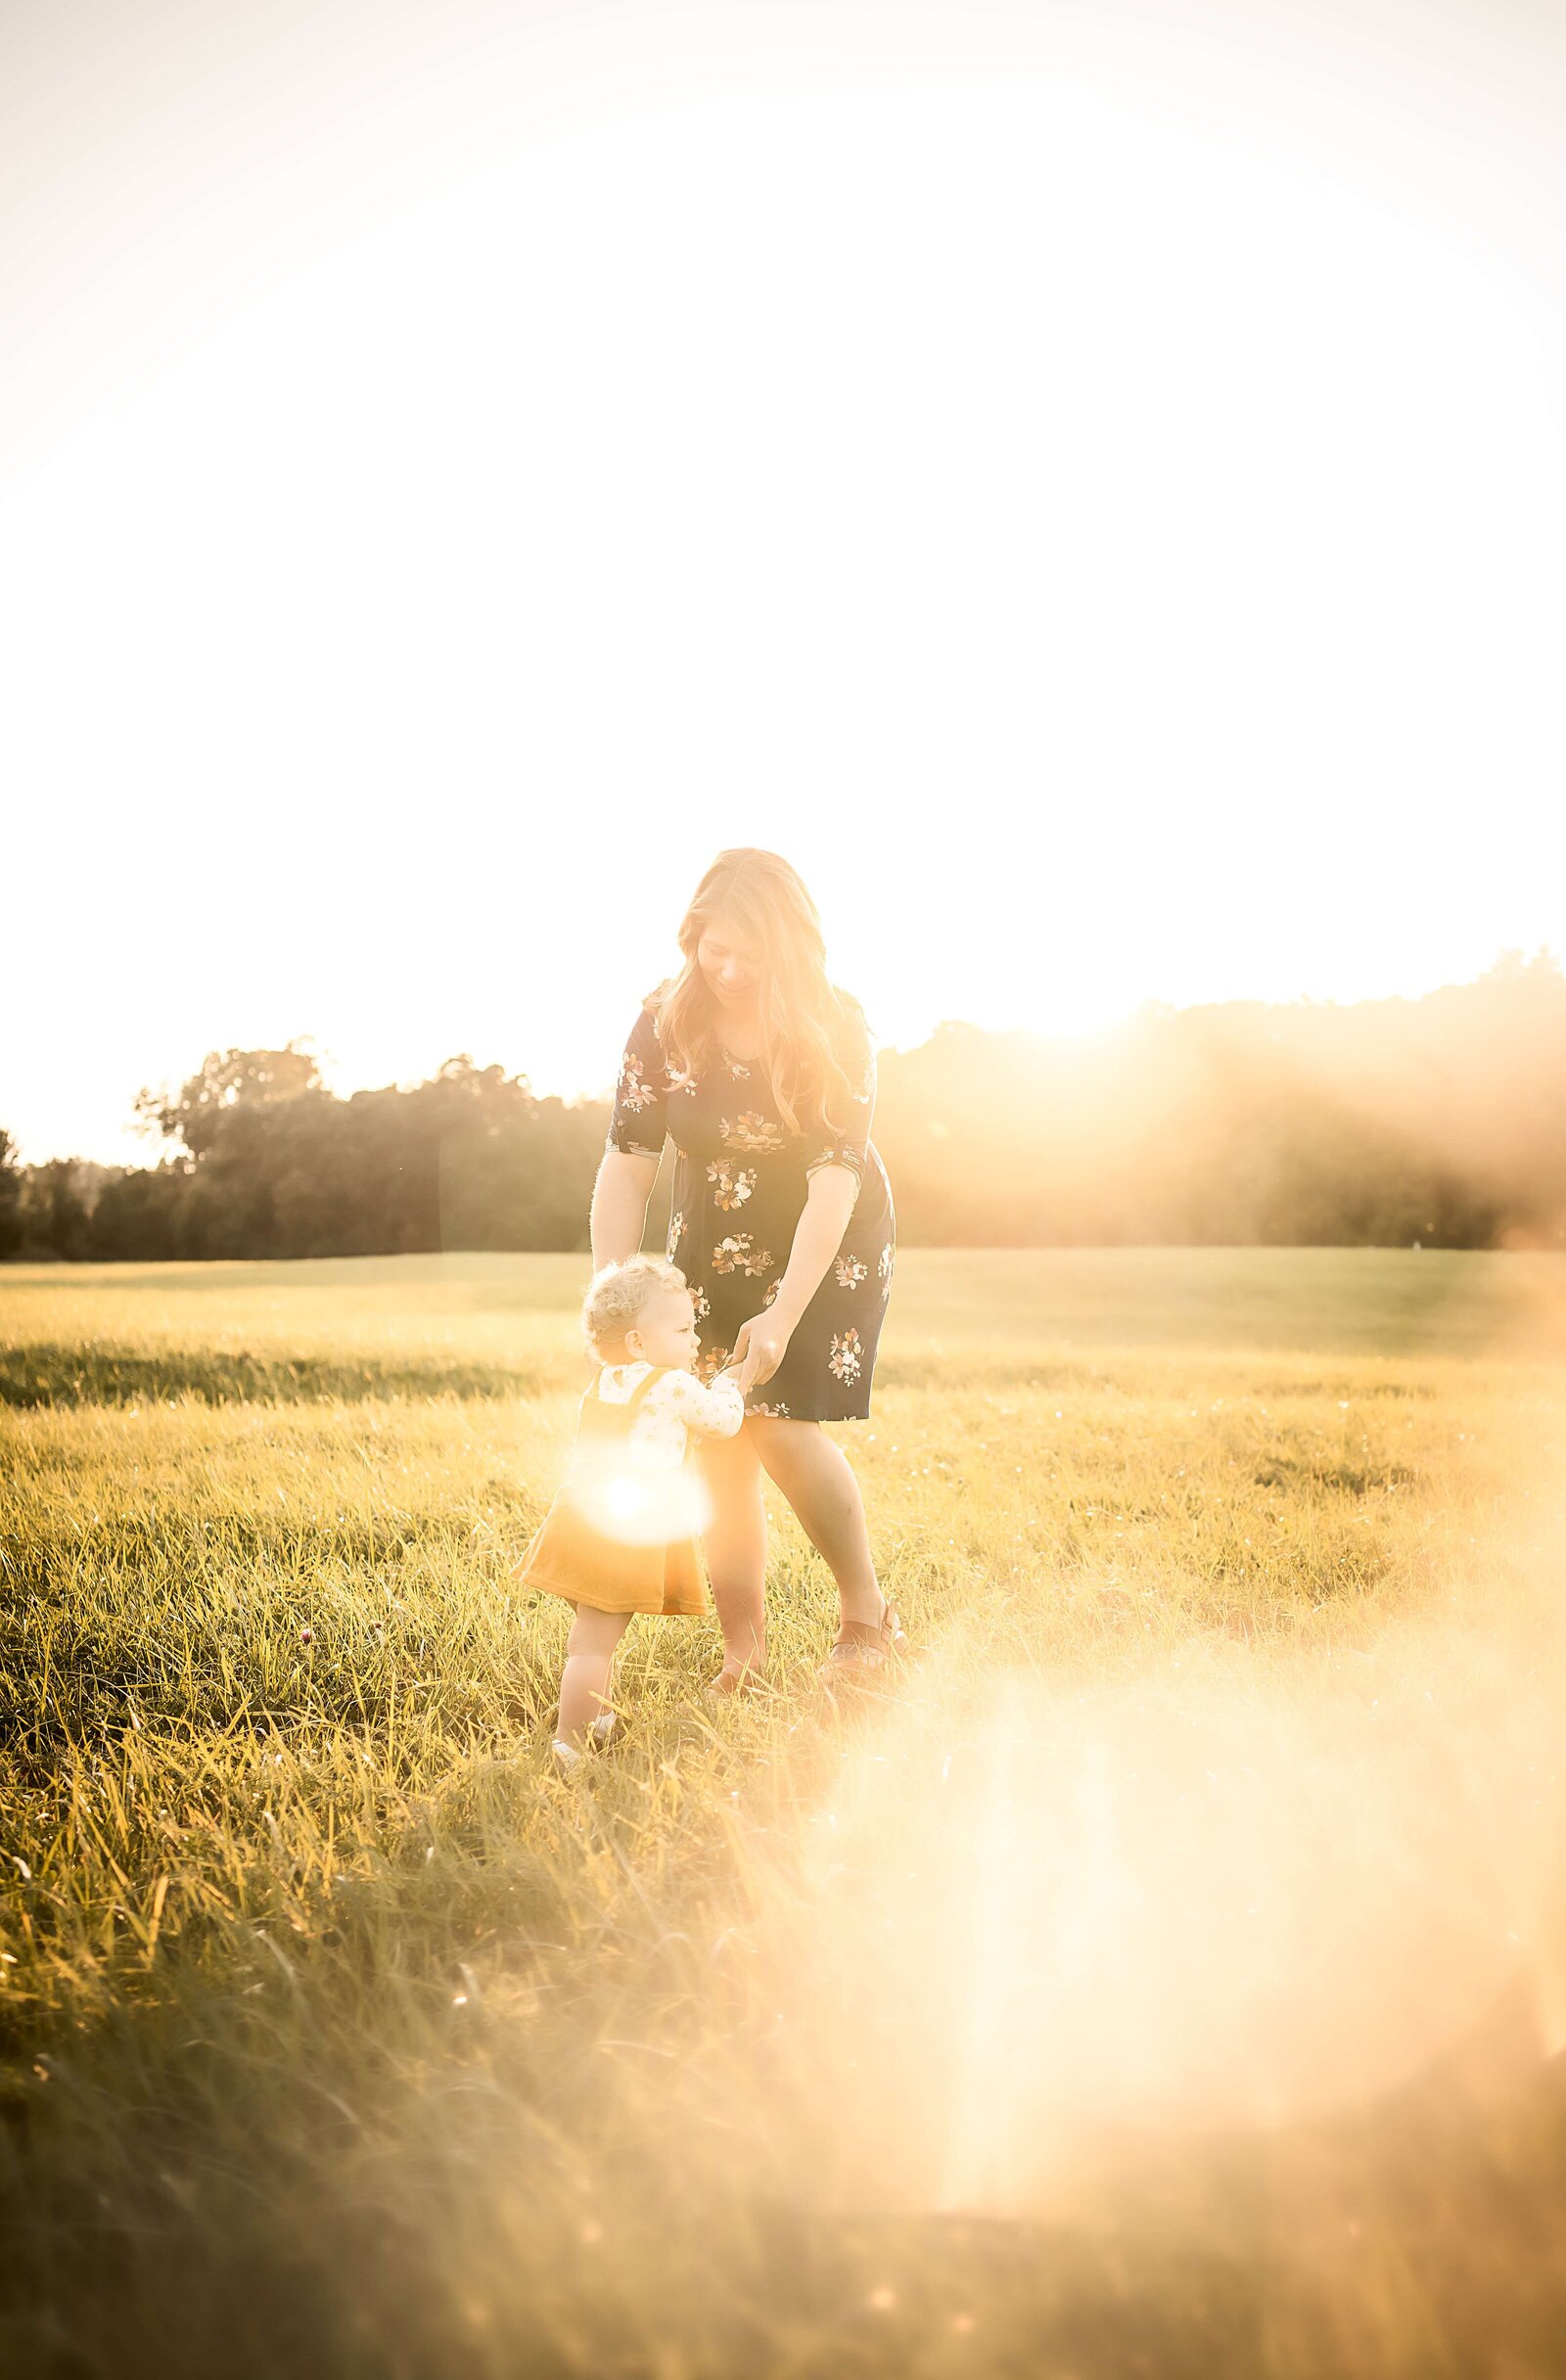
[817,1599,910,1684]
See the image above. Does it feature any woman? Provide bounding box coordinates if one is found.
[591,847,906,1692]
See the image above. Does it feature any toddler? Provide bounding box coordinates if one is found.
[513,1255,745,1771]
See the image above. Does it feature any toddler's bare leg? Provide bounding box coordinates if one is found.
[558,1605,632,1744]
[700,1425,768,1676]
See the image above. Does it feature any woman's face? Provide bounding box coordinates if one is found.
[696,912,762,1009]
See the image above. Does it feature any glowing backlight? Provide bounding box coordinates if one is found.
[567,1451,714,1548]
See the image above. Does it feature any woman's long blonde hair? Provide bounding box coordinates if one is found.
[652,849,864,1138]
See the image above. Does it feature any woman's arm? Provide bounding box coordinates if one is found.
[729,1165,857,1393]
[770,1166,857,1332]
[594,1005,670,1266]
[590,1150,661,1269]
[729,1004,876,1395]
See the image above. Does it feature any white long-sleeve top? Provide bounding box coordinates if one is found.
[594,1361,746,1468]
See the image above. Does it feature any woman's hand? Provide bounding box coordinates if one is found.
[729,1313,793,1396]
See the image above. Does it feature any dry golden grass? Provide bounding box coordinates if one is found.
[2,1249,1565,2378]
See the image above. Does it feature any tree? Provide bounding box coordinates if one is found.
[135,1043,323,1159]
[18,1160,94,1260]
[16,956,1566,1261]
[0,1129,22,1258]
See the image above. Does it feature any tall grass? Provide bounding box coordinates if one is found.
[2,1251,1564,2377]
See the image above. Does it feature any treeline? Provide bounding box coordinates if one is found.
[6,953,1565,1259]
[0,1055,608,1262]
[873,951,1566,1250]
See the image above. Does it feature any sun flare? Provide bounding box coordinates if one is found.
[3,79,1563,1161]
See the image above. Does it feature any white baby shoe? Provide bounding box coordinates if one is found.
[552,1716,615,1774]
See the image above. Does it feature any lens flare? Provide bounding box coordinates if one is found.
[565,1447,714,1548]
[680,1490,1566,2225]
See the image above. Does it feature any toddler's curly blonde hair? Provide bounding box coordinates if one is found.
[581,1256,692,1362]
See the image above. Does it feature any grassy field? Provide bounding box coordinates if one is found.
[3,1249,1566,2378]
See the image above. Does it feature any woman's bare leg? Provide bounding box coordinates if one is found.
[699,1425,768,1676]
[558,1605,632,1743]
[747,1417,886,1632]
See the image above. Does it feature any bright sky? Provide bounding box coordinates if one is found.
[3,1,1564,1164]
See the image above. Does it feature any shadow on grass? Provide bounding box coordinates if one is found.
[0,1344,556,1408]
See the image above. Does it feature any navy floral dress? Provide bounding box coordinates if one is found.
[605,993,895,1422]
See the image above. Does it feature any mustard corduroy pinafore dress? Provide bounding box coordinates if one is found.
[513,1365,709,1619]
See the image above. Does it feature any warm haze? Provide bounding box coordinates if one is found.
[6,10,1566,2369]
[3,0,1565,1164]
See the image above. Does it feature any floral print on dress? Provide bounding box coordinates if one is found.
[748,1399,791,1419]
[806,1145,866,1187]
[712,1233,773,1278]
[707,1160,757,1213]
[721,1111,786,1155]
[828,1327,863,1384]
[801,1037,877,1185]
[607,995,891,1422]
[666,1211,685,1261]
[618,1050,658,1113]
